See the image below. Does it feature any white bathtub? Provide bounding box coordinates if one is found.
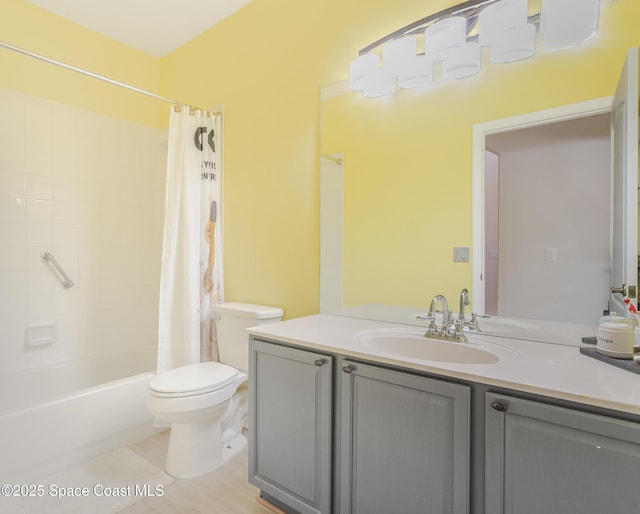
[0,348,158,483]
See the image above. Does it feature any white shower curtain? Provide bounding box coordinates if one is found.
[157,106,223,375]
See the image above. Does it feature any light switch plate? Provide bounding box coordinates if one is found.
[454,247,470,263]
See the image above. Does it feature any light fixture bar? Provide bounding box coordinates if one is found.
[359,0,499,55]
[351,0,602,98]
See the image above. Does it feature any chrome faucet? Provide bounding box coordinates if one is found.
[428,294,449,331]
[425,294,467,343]
[457,288,482,332]
[458,288,470,323]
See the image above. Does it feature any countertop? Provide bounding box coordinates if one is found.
[248,313,640,416]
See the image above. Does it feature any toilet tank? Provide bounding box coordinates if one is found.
[213,302,283,370]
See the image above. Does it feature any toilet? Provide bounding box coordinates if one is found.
[147,302,283,479]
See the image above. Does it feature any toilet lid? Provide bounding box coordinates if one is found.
[149,362,238,396]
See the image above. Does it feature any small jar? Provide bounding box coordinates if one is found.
[597,321,633,359]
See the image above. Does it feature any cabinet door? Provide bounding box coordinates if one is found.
[486,393,640,514]
[249,339,333,514]
[340,359,470,514]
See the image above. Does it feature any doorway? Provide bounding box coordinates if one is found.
[472,98,613,324]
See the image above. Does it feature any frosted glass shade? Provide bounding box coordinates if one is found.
[425,16,467,60]
[362,69,393,98]
[383,36,417,77]
[490,23,536,62]
[398,55,434,88]
[540,0,600,48]
[479,0,528,47]
[349,54,380,91]
[442,42,481,79]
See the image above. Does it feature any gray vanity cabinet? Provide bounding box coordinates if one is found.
[339,359,471,514]
[249,339,333,514]
[485,392,640,514]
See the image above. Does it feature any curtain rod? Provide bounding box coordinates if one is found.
[0,40,216,113]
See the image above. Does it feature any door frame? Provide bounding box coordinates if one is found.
[471,97,613,315]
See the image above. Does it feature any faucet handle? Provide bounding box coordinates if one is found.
[466,312,481,331]
[453,320,468,342]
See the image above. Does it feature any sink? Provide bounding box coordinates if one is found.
[353,328,503,364]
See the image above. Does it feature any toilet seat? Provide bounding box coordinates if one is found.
[149,362,239,398]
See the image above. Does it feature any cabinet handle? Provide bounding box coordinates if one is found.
[342,364,356,373]
[491,401,508,412]
[314,358,327,366]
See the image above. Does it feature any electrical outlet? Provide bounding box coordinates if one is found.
[545,247,557,262]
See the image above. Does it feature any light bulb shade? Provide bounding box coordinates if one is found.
[425,16,467,60]
[490,23,536,62]
[479,0,529,46]
[362,68,393,98]
[398,55,434,88]
[382,36,417,77]
[349,54,380,91]
[442,42,481,79]
[540,0,599,48]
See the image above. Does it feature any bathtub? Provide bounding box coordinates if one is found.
[0,347,158,483]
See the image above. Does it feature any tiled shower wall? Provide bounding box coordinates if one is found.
[0,87,166,375]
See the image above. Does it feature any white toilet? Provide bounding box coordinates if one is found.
[147,302,283,479]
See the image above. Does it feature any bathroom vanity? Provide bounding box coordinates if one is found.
[247,314,640,514]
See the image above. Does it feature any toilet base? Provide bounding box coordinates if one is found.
[222,432,248,463]
[164,418,247,479]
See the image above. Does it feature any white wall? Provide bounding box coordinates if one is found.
[487,116,611,324]
[320,154,343,313]
[0,87,165,375]
[484,150,500,316]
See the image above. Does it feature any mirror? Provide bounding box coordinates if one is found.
[319,49,639,342]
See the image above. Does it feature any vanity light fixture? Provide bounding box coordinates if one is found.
[350,0,601,98]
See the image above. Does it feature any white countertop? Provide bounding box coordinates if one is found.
[248,314,640,416]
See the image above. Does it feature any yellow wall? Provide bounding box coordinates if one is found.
[3,0,640,319]
[0,0,165,127]
[320,0,640,309]
[161,0,640,316]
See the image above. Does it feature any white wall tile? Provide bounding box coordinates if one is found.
[0,144,26,175]
[53,177,77,202]
[54,224,77,247]
[26,269,57,294]
[26,199,53,223]
[0,294,26,324]
[0,271,27,297]
[0,246,26,271]
[25,174,53,200]
[27,293,55,322]
[53,201,77,225]
[26,150,53,177]
[0,171,25,197]
[0,87,166,377]
[0,221,26,246]
[0,196,26,222]
[26,222,54,247]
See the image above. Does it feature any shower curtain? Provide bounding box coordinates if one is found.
[157,107,223,374]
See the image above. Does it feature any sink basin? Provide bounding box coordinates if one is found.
[354,328,502,364]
